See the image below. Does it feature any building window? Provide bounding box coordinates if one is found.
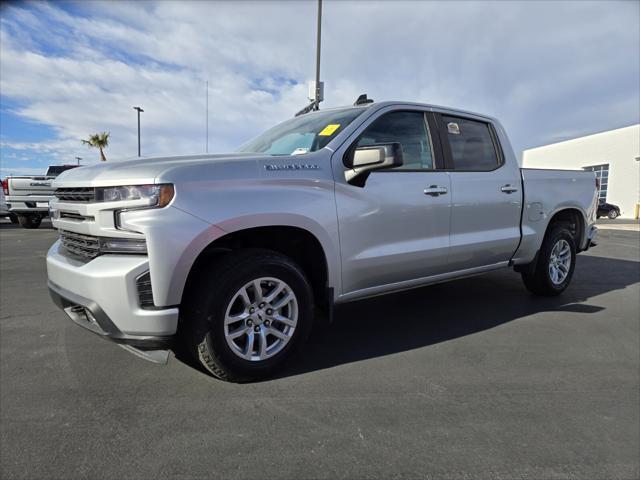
[583,164,609,203]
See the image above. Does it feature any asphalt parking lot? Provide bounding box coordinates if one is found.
[1,220,638,479]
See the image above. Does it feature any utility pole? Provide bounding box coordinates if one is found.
[313,0,322,110]
[133,106,144,157]
[75,156,82,165]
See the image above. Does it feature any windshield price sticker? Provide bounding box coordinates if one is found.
[318,124,341,136]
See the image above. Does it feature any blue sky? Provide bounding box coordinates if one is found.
[1,0,638,176]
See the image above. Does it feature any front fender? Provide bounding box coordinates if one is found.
[214,212,341,298]
[169,175,341,302]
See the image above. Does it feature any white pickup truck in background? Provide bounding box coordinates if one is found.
[2,165,79,228]
[0,189,17,224]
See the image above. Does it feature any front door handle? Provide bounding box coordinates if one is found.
[424,185,448,197]
[501,184,518,194]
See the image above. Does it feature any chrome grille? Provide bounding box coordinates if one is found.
[59,230,101,260]
[136,272,155,308]
[55,187,95,202]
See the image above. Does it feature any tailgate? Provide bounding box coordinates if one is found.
[9,177,56,195]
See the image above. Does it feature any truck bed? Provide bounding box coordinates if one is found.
[514,168,598,264]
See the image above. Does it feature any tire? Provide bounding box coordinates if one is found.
[521,225,576,296]
[9,213,18,224]
[607,210,618,219]
[17,214,42,229]
[183,249,314,382]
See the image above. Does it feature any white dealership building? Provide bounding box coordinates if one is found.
[522,124,640,219]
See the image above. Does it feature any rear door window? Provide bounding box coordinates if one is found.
[440,116,500,171]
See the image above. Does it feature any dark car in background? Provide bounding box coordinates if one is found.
[597,202,621,219]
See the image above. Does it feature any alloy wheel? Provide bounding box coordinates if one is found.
[548,239,571,285]
[223,277,298,361]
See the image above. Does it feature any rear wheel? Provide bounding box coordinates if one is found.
[17,214,42,229]
[9,213,18,224]
[607,210,618,219]
[521,225,576,296]
[184,249,314,382]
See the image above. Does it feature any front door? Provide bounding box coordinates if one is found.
[333,109,451,295]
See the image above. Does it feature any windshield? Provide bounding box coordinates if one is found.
[237,107,367,155]
[46,165,78,176]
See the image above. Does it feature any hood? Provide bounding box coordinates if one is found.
[52,153,263,187]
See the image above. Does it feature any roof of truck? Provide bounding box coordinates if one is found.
[311,100,497,123]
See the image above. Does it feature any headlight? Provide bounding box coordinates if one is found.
[95,184,174,207]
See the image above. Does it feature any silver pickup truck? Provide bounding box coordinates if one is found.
[3,165,78,228]
[46,100,598,382]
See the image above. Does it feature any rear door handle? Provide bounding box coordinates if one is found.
[501,184,518,194]
[424,185,448,196]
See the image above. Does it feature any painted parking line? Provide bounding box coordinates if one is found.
[597,224,640,232]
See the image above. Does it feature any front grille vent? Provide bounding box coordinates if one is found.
[55,187,95,202]
[136,272,155,309]
[59,211,94,221]
[59,230,100,260]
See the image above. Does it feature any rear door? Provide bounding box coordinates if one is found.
[436,114,522,271]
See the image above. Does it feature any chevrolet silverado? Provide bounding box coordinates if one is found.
[46,100,598,382]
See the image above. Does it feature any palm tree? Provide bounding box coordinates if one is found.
[81,132,110,161]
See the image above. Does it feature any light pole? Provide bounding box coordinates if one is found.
[75,156,82,165]
[133,106,144,157]
[206,81,209,153]
[295,0,324,116]
[313,0,322,110]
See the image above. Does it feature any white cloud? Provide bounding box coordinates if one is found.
[0,0,638,172]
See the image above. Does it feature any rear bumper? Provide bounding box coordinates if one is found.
[8,202,49,213]
[7,195,52,213]
[46,240,179,338]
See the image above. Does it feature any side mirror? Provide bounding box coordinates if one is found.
[345,143,403,187]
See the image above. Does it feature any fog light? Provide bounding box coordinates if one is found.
[84,309,98,325]
[99,237,147,254]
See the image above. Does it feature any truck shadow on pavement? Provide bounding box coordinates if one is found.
[274,254,638,380]
[173,254,638,381]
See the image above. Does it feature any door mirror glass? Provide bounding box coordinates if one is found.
[345,143,403,186]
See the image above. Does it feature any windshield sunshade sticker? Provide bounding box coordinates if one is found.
[318,124,341,136]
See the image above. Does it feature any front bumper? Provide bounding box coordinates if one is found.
[49,281,172,364]
[47,240,179,341]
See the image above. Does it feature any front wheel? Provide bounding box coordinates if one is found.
[521,225,576,296]
[17,214,42,229]
[184,249,314,382]
[607,210,618,219]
